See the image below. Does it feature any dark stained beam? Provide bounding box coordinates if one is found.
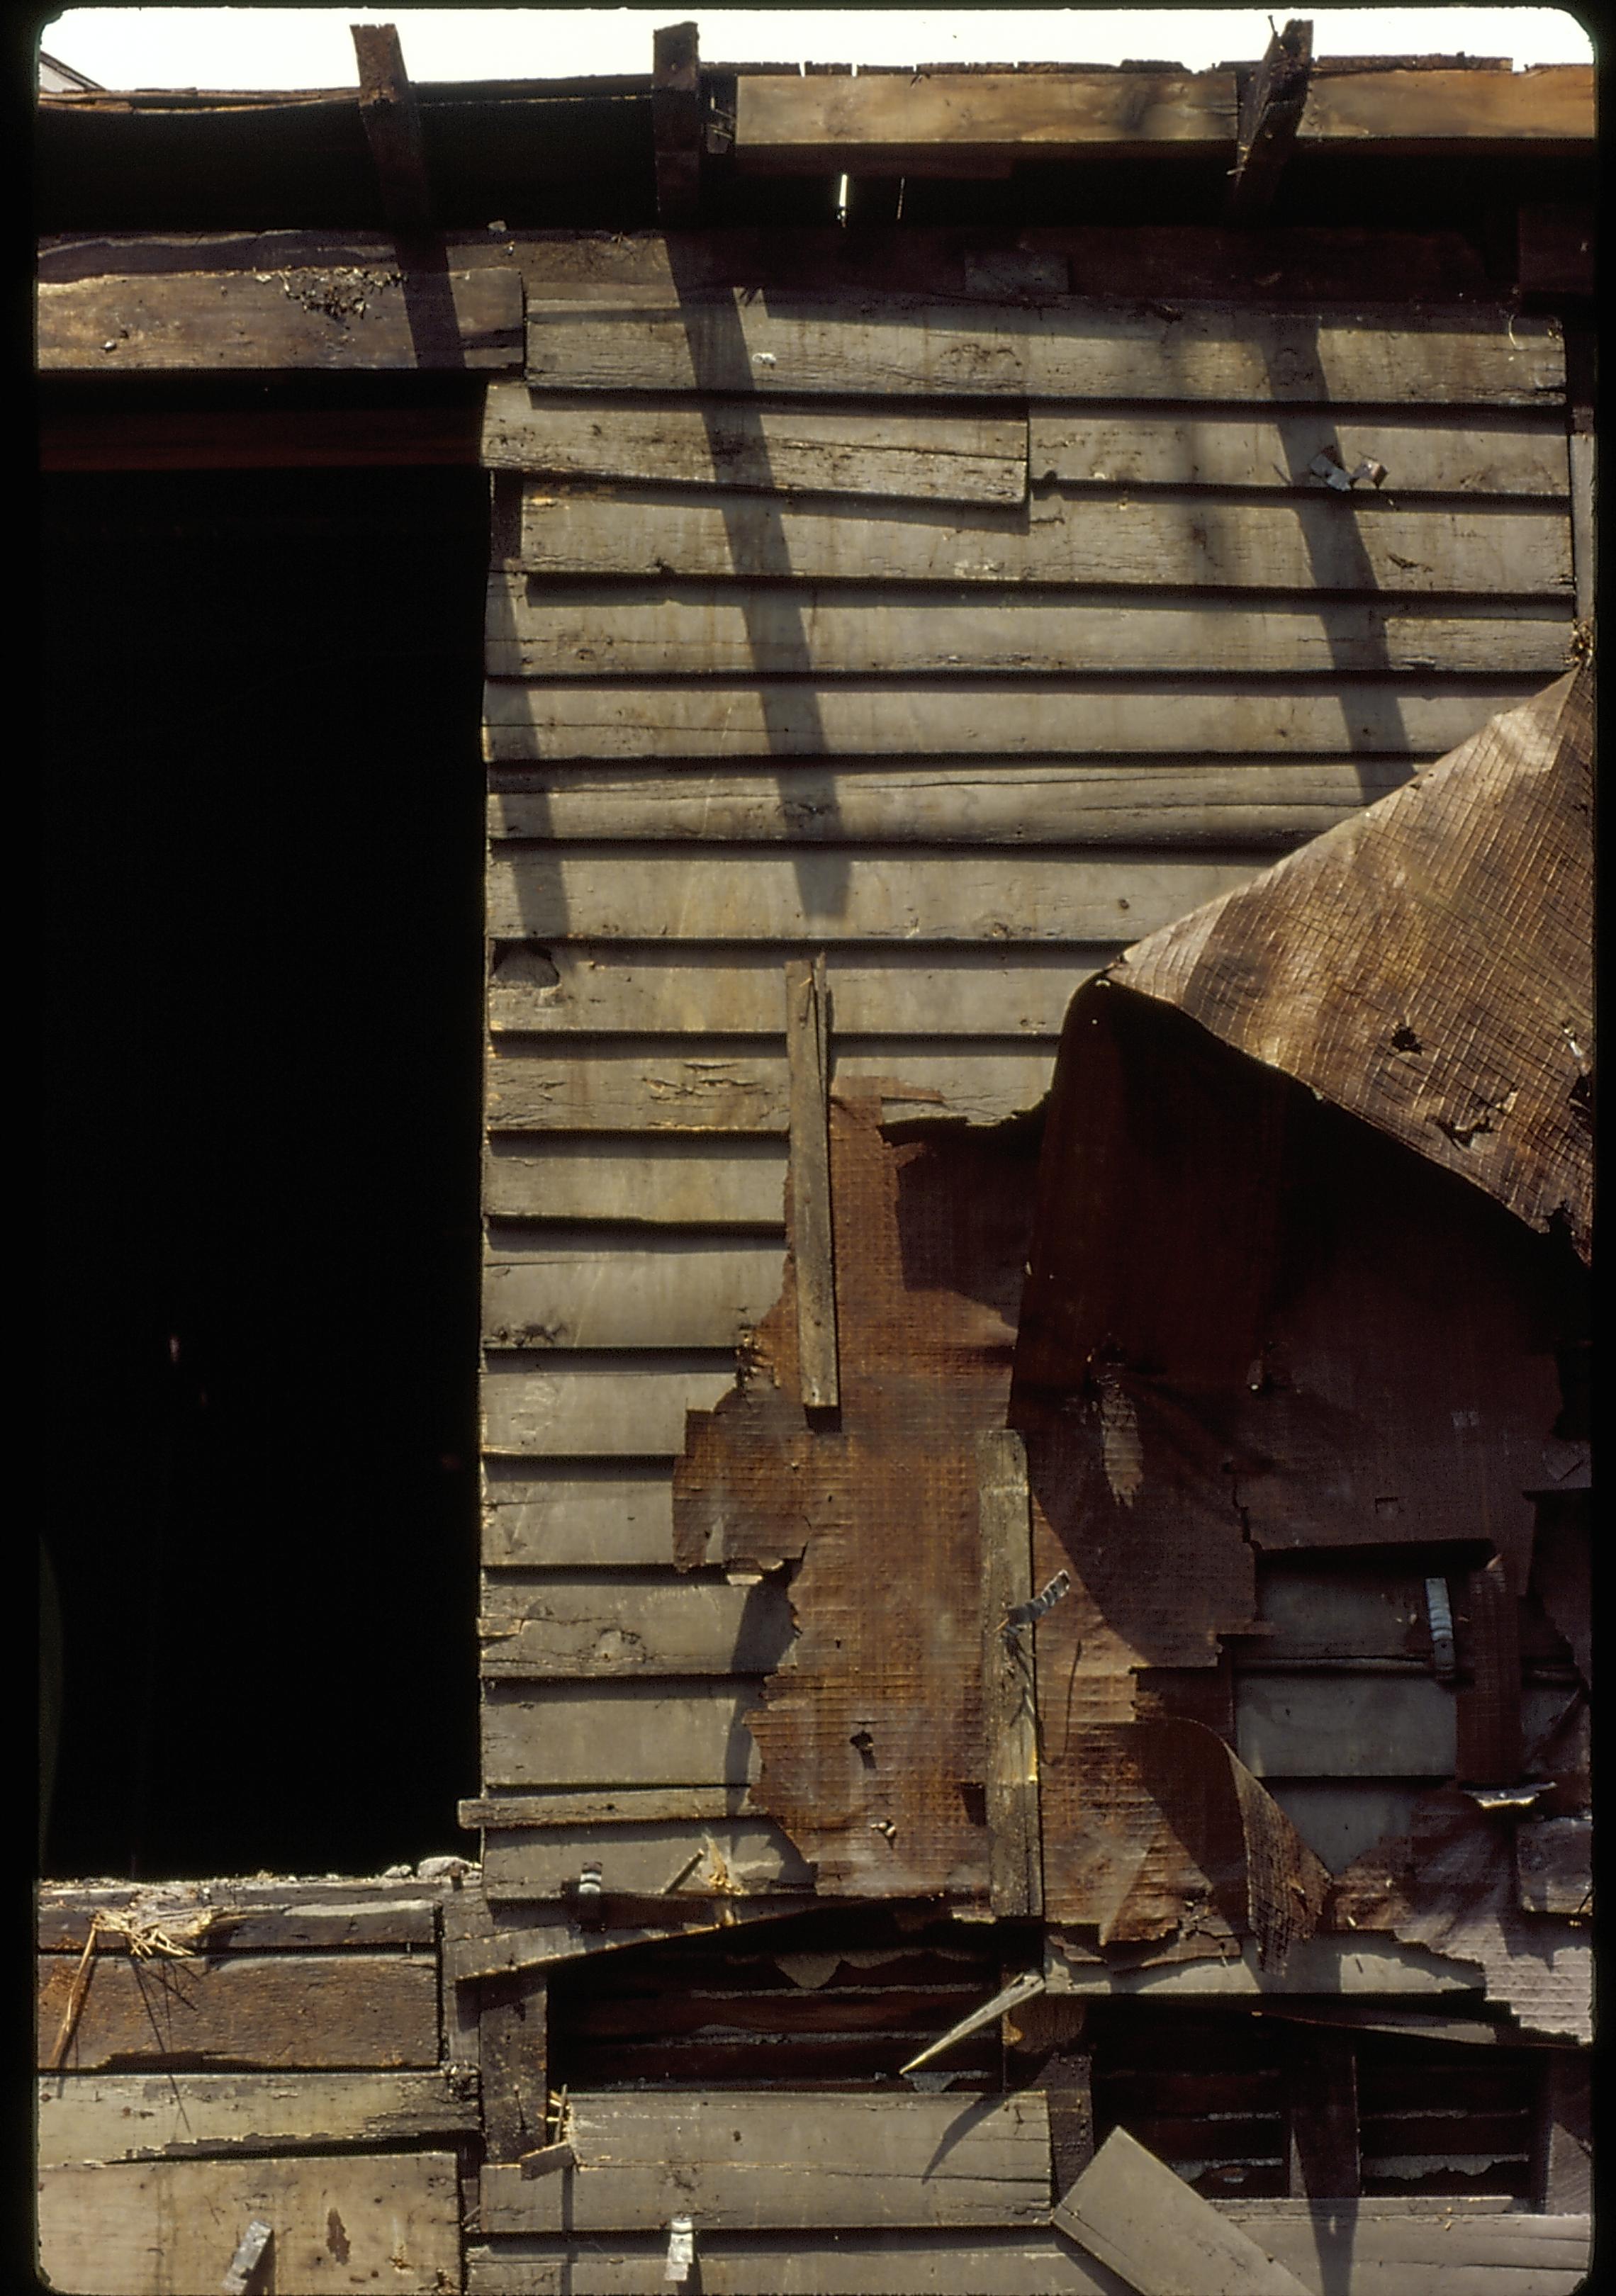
[653,19,703,229]
[352,22,433,232]
[1225,19,1313,225]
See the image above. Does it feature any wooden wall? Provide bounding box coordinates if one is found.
[473,259,1576,1907]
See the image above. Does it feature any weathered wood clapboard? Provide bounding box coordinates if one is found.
[474,266,1575,1905]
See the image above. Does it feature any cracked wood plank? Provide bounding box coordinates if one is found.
[35,2071,475,2165]
[36,1952,440,2072]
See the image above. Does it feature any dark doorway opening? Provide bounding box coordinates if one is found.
[38,456,488,1879]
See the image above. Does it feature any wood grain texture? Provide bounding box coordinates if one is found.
[481,2090,1053,2232]
[35,2070,474,2165]
[36,1952,440,2072]
[37,2151,460,2295]
[1297,63,1594,152]
[478,1575,796,1677]
[522,294,1563,405]
[482,1356,737,1455]
[483,1238,786,1348]
[40,263,522,371]
[481,1680,763,1789]
[786,955,838,1407]
[483,1139,788,1225]
[486,583,1571,680]
[1028,410,1569,496]
[481,387,1027,501]
[506,487,1571,596]
[1055,2127,1315,2295]
[1225,2203,1591,2293]
[36,1886,438,1954]
[979,1430,1042,1918]
[483,1466,685,1567]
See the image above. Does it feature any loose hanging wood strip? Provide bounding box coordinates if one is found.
[785,957,838,1409]
[978,1430,1043,1919]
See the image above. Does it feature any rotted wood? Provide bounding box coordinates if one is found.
[978,1430,1043,1918]
[479,1969,549,2162]
[352,23,433,232]
[653,21,702,228]
[1284,2025,1360,2198]
[1225,21,1314,225]
[1456,1555,1523,1784]
[785,956,838,1409]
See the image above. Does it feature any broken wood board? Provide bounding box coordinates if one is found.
[35,2070,475,2165]
[483,1048,1062,1134]
[483,854,1281,950]
[39,263,522,370]
[478,1575,796,1677]
[481,2090,1052,2232]
[481,1356,737,1456]
[1045,1935,1481,1998]
[481,1679,762,1789]
[483,764,1433,852]
[1028,410,1569,497]
[482,1465,687,1568]
[485,584,1571,681]
[442,1895,816,1982]
[483,1237,786,1349]
[485,950,1113,1042]
[483,1139,788,1225]
[1055,2125,1314,2294]
[505,489,1571,596]
[480,387,1027,501]
[36,1951,440,2071]
[37,2151,460,2295]
[521,296,1564,405]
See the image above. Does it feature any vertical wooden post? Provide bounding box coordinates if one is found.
[352,23,434,232]
[1532,2049,1592,2213]
[785,956,838,1409]
[1224,19,1313,225]
[653,21,703,230]
[478,1971,548,2162]
[978,1429,1043,1918]
[1566,320,1595,628]
[1285,2026,1361,2197]
[1457,1555,1522,1785]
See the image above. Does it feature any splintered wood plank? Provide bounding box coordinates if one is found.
[486,580,1571,680]
[481,2090,1052,2231]
[37,2152,460,2295]
[484,852,1269,947]
[1028,410,1569,496]
[786,955,838,1407]
[481,1681,763,1788]
[35,2071,475,2165]
[1235,1673,1457,1778]
[486,949,1111,1042]
[1054,2127,1314,2295]
[506,487,1571,594]
[480,1818,814,1898]
[483,763,1432,850]
[482,1356,738,1456]
[483,1237,785,1348]
[478,1575,795,1677]
[979,1430,1043,1918]
[483,1139,788,1225]
[484,1047,1061,1134]
[480,387,1027,502]
[521,296,1563,405]
[37,1952,440,2072]
[39,264,522,371]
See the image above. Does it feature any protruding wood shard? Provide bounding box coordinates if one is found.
[785,956,838,1409]
[1225,20,1314,226]
[977,1430,1043,1919]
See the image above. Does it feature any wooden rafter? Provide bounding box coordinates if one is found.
[352,22,433,232]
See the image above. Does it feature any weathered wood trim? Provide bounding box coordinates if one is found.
[785,955,838,1407]
[35,2070,476,2164]
[459,1785,753,1830]
[483,1140,789,1227]
[1297,64,1595,153]
[978,1431,1043,1919]
[1225,21,1314,227]
[36,1891,439,1954]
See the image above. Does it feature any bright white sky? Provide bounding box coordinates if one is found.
[43,7,1595,89]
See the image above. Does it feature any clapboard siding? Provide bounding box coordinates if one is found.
[479,1575,796,1675]
[482,1681,763,1788]
[483,1139,790,1225]
[1027,410,1571,495]
[483,1236,787,1348]
[483,1355,738,1456]
[483,1466,688,1568]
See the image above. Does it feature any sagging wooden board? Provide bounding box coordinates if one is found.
[485,583,1572,680]
[37,2151,460,2295]
[37,1950,440,2071]
[522,294,1563,405]
[1055,2127,1314,2295]
[505,488,1571,595]
[39,263,522,371]
[36,2070,475,2164]
[481,2091,1052,2232]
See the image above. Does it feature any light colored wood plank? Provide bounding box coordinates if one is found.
[483,1139,789,1225]
[37,2152,460,2295]
[485,852,1268,946]
[979,1431,1042,1919]
[481,1820,813,1898]
[39,263,522,371]
[1054,2127,1315,2295]
[482,1467,683,1567]
[481,2091,1052,2232]
[486,580,1571,680]
[507,485,1571,594]
[1045,1935,1480,1998]
[481,1682,762,1788]
[1298,64,1594,152]
[482,1356,737,1456]
[521,294,1563,405]
[37,1952,440,2073]
[466,2231,1134,2295]
[478,1576,795,1677]
[35,2071,475,2166]
[483,762,1434,848]
[485,1047,1060,1133]
[786,955,838,1407]
[36,1889,438,1954]
[1029,410,1569,496]
[1223,2205,1592,2294]
[481,386,1027,501]
[483,1237,785,1348]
